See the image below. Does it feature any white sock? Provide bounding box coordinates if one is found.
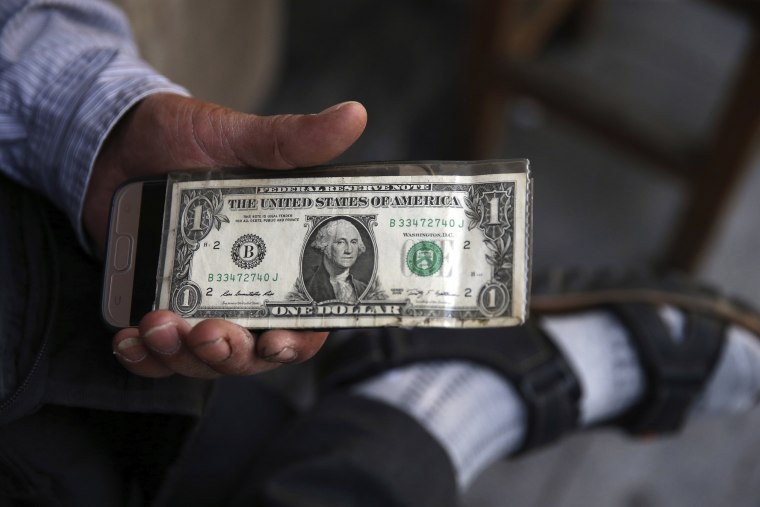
[354,361,526,489]
[541,310,645,425]
[690,325,760,416]
[354,309,760,490]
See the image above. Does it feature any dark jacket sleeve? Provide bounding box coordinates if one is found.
[0,175,210,424]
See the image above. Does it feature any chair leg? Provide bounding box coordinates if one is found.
[661,31,760,272]
[465,0,599,158]
[465,0,512,158]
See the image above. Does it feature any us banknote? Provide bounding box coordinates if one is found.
[155,161,532,328]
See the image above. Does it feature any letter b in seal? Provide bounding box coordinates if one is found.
[231,234,267,269]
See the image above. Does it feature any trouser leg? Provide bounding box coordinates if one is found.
[225,393,458,507]
[0,405,193,507]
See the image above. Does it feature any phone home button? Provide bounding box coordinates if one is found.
[113,235,133,272]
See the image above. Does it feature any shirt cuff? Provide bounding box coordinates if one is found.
[28,48,189,252]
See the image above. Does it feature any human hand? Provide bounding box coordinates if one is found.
[84,94,366,251]
[112,311,329,378]
[85,93,367,378]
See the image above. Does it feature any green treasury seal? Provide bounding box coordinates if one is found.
[406,241,443,277]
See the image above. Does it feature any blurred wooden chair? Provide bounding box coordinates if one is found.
[467,0,760,272]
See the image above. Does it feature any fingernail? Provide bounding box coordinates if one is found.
[321,101,355,114]
[194,337,232,364]
[143,321,181,355]
[265,346,298,364]
[143,321,177,337]
[115,337,147,363]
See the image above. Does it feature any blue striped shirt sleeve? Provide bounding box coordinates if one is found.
[0,0,189,248]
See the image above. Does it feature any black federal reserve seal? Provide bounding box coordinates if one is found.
[231,234,267,269]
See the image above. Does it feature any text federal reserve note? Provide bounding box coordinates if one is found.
[156,160,531,328]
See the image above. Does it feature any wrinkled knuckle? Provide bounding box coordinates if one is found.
[293,344,320,363]
[269,115,298,169]
[189,106,223,165]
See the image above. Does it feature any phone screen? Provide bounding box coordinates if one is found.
[129,180,167,324]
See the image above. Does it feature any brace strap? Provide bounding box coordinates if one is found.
[611,303,725,434]
[319,324,581,452]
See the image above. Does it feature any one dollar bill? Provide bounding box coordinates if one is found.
[156,160,532,328]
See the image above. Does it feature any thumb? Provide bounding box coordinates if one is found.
[135,94,368,172]
[85,94,367,251]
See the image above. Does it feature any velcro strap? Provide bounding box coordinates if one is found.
[612,303,725,434]
[320,324,581,452]
[516,345,580,450]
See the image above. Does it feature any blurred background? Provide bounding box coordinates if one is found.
[114,0,760,505]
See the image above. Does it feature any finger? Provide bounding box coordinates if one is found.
[138,311,222,379]
[148,95,367,170]
[256,329,329,364]
[84,95,367,250]
[239,101,368,169]
[112,327,174,378]
[183,320,280,376]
